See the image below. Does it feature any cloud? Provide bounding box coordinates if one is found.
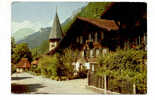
[12,20,52,33]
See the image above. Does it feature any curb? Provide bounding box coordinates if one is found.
[85,85,120,94]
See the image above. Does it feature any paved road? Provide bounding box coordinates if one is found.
[11,72,98,94]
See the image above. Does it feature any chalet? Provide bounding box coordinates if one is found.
[59,16,119,55]
[48,2,147,71]
[58,16,120,71]
[16,58,31,72]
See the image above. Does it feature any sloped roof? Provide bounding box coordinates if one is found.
[31,60,38,65]
[77,16,119,31]
[49,12,63,39]
[16,58,30,68]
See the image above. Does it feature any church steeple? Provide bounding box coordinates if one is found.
[49,8,63,51]
[49,8,63,40]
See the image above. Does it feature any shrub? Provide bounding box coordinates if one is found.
[50,76,55,80]
[11,63,16,74]
[38,54,58,77]
[60,48,79,78]
[29,66,41,75]
[96,48,147,94]
[61,76,68,81]
[54,76,60,81]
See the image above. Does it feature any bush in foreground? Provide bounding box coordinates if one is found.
[96,48,147,94]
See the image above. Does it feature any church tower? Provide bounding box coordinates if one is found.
[49,10,63,51]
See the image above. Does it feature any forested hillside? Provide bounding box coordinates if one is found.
[78,2,112,18]
[17,27,51,49]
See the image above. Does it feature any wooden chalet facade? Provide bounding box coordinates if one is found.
[59,16,119,58]
[57,16,120,71]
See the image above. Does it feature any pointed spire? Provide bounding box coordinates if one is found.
[56,5,57,13]
[49,7,63,40]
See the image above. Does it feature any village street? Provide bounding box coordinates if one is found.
[11,72,98,94]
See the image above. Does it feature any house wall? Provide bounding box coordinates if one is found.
[72,23,115,58]
[121,30,146,49]
[49,41,59,51]
[16,68,23,73]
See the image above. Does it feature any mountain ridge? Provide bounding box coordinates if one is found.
[12,28,35,41]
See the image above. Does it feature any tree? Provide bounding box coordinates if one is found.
[60,48,79,78]
[31,48,41,60]
[38,55,58,77]
[11,37,16,54]
[11,43,32,64]
[78,2,112,19]
[39,40,49,54]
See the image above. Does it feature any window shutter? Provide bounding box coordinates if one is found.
[96,49,100,56]
[95,32,98,42]
[89,33,91,41]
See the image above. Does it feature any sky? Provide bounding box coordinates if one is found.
[12,2,88,33]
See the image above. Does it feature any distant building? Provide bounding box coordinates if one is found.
[16,58,31,72]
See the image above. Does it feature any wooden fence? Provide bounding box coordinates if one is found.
[88,71,134,94]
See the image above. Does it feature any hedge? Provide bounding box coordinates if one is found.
[96,48,147,94]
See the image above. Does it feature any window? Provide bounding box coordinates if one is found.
[81,51,84,57]
[89,33,91,41]
[93,48,96,57]
[80,36,83,44]
[51,44,55,47]
[96,49,100,56]
[103,48,107,54]
[90,49,93,57]
[76,36,79,43]
[101,31,104,40]
[95,32,98,42]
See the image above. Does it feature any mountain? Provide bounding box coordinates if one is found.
[12,28,35,41]
[17,27,51,49]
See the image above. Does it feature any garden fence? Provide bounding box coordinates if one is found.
[88,71,134,94]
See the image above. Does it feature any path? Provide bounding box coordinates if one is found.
[11,72,98,94]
